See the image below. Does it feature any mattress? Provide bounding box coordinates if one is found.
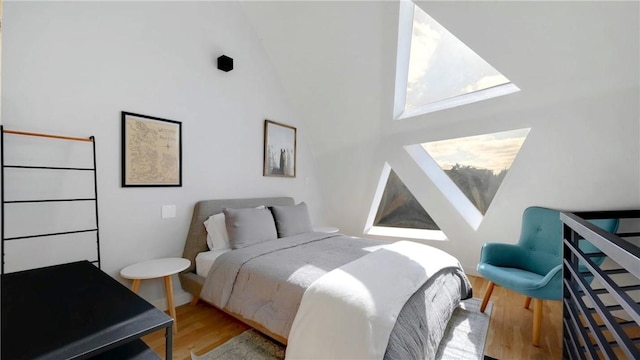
[195,249,230,278]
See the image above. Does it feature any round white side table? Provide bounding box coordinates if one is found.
[313,226,339,233]
[120,257,190,334]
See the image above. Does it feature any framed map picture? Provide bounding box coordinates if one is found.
[121,112,182,187]
[263,120,296,177]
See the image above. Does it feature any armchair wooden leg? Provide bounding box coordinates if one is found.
[524,296,532,309]
[480,281,495,313]
[190,296,199,306]
[532,298,543,347]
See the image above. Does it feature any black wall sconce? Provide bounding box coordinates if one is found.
[217,55,234,72]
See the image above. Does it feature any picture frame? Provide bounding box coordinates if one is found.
[263,120,296,177]
[121,111,182,187]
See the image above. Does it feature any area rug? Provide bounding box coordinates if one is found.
[192,298,492,360]
[435,298,493,360]
[192,329,285,360]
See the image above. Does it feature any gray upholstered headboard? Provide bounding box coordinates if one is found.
[181,197,295,274]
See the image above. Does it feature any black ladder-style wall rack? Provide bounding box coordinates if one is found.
[0,125,101,274]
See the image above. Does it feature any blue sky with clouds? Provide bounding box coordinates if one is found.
[421,128,530,173]
[405,4,510,110]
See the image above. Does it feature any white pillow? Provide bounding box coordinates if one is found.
[203,206,266,251]
[204,213,230,251]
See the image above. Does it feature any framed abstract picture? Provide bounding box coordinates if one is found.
[263,120,296,178]
[121,111,182,187]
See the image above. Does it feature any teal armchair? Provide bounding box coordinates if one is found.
[477,206,618,346]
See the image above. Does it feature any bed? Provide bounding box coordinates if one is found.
[179,197,472,359]
[560,210,640,359]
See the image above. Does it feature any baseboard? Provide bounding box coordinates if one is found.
[463,265,480,277]
[151,291,193,311]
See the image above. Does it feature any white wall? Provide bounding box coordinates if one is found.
[1,1,324,307]
[2,0,638,304]
[244,1,640,275]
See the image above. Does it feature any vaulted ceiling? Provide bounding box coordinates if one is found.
[242,1,639,156]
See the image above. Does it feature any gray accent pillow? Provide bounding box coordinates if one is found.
[270,202,313,237]
[223,207,278,249]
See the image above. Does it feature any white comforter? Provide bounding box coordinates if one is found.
[286,240,463,360]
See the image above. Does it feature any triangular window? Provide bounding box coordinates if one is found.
[374,169,440,230]
[405,129,529,229]
[394,2,519,119]
[365,163,446,241]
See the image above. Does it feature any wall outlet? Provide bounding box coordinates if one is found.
[161,205,176,219]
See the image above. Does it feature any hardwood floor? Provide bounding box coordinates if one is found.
[143,274,563,360]
[469,275,563,360]
[142,301,249,360]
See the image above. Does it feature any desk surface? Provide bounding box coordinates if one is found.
[1,261,173,360]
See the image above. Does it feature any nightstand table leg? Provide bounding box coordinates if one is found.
[164,275,178,334]
[131,279,141,293]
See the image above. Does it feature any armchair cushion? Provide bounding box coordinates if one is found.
[477,263,562,300]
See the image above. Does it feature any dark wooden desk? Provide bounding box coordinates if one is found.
[1,261,173,360]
